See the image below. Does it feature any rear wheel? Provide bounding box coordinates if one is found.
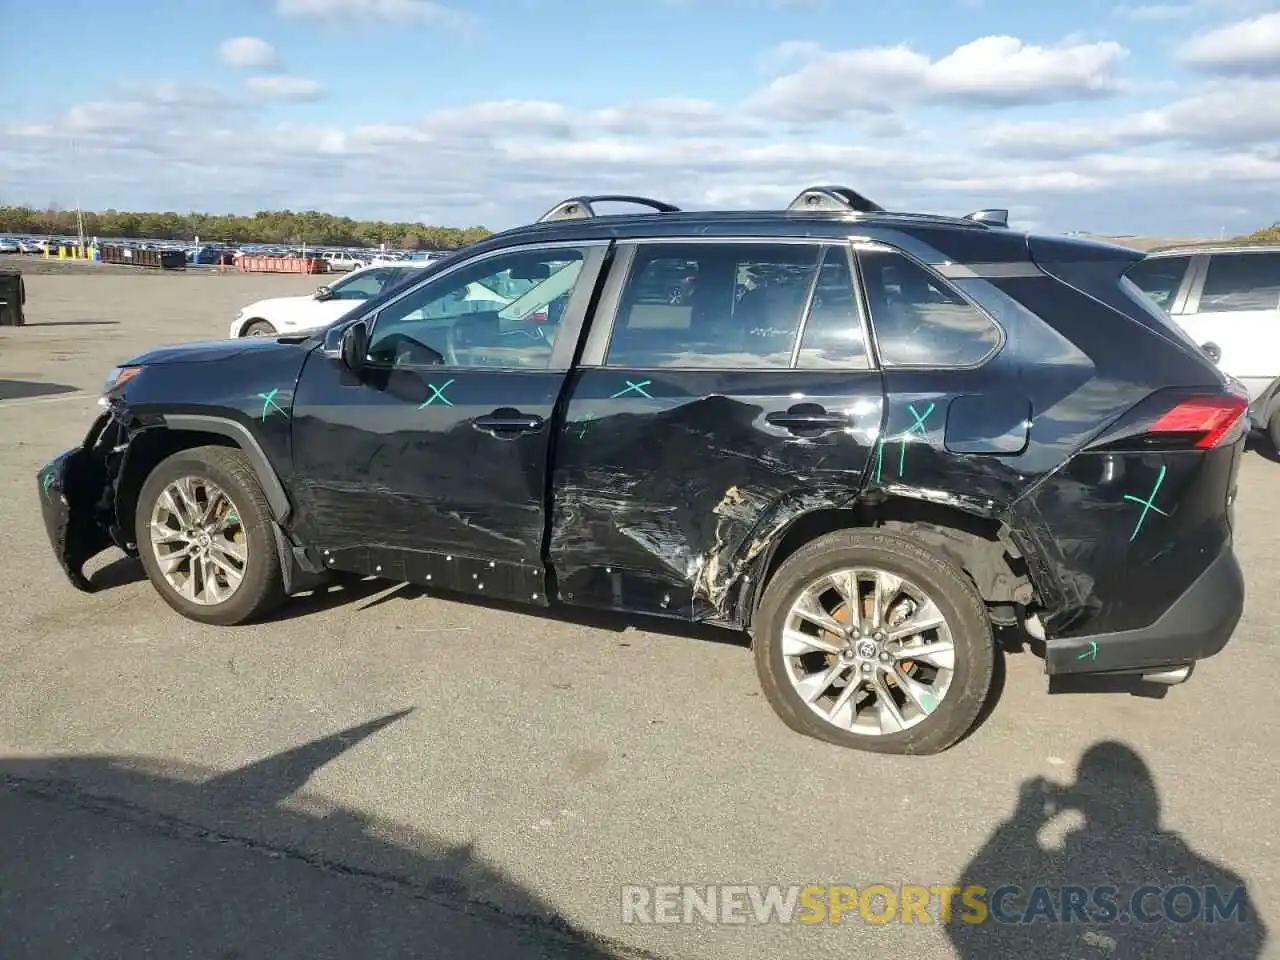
[134,446,285,625]
[753,528,995,755]
[1269,410,1280,456]
[241,319,276,337]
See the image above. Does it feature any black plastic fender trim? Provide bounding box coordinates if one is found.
[160,414,291,521]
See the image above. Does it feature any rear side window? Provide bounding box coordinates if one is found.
[794,247,870,369]
[1197,252,1280,313]
[1126,255,1190,312]
[858,249,1001,367]
[605,242,823,369]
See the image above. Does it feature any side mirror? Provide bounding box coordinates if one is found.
[1202,341,1222,364]
[340,321,368,371]
[315,285,332,300]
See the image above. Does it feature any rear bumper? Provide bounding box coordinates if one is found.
[1044,542,1244,678]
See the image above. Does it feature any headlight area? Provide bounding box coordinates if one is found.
[99,365,143,407]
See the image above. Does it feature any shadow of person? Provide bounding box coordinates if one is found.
[0,711,619,959]
[946,741,1267,959]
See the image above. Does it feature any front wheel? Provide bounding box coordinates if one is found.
[135,446,285,625]
[241,319,276,337]
[753,528,995,755]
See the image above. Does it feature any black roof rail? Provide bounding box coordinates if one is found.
[964,208,1009,227]
[786,185,884,214]
[536,195,681,223]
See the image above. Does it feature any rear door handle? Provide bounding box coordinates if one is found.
[766,405,851,434]
[472,408,545,436]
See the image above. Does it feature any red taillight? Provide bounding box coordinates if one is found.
[1150,394,1248,449]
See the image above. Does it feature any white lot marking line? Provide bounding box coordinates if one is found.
[0,391,95,407]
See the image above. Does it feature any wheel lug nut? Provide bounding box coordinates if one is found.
[860,662,873,674]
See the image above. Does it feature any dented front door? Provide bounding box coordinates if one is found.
[549,239,884,622]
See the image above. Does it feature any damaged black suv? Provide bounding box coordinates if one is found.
[38,186,1249,755]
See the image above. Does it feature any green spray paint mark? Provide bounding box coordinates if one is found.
[225,511,239,524]
[611,379,653,400]
[920,689,939,713]
[1076,640,1099,662]
[418,379,456,408]
[872,437,886,483]
[897,401,937,477]
[1124,464,1169,542]
[257,388,289,421]
[41,470,55,501]
[575,409,596,439]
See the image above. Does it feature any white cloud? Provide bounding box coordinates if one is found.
[244,74,327,101]
[274,0,472,28]
[1178,11,1280,74]
[218,36,279,69]
[982,78,1280,158]
[1113,3,1193,21]
[2,45,1277,240]
[750,35,1128,119]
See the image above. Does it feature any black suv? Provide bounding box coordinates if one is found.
[38,187,1249,755]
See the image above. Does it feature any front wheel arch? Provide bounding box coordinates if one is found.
[116,420,291,549]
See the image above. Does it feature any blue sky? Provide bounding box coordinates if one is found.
[3,0,1279,236]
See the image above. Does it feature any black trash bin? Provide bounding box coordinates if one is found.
[0,270,24,327]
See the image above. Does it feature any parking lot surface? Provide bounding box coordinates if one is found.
[1,266,1276,959]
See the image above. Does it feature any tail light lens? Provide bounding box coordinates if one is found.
[1148,392,1248,449]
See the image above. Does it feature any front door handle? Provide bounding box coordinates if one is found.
[766,404,851,435]
[472,408,545,437]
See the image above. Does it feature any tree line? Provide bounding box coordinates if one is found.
[0,206,492,250]
[1241,224,1280,243]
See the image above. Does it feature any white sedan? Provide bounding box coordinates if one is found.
[228,263,432,338]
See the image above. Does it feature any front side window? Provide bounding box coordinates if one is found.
[858,248,1001,367]
[1197,252,1280,313]
[1125,255,1191,312]
[605,242,823,369]
[367,246,589,369]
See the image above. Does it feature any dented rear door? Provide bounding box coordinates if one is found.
[549,239,884,622]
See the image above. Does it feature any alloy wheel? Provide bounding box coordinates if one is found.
[781,567,956,735]
[148,476,247,605]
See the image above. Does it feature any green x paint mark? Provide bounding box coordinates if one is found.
[418,379,456,408]
[1124,464,1169,542]
[611,379,653,400]
[41,470,54,501]
[896,401,937,477]
[1076,640,1099,662]
[257,388,289,421]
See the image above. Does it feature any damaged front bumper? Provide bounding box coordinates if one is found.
[37,413,126,591]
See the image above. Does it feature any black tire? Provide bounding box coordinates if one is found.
[134,445,285,626]
[753,528,995,755]
[241,319,276,337]
[1269,410,1280,457]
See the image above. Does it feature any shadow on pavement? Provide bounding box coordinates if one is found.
[0,711,636,960]
[946,740,1269,958]
[0,379,80,401]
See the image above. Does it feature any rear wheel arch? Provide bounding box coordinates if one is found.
[741,497,1034,629]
